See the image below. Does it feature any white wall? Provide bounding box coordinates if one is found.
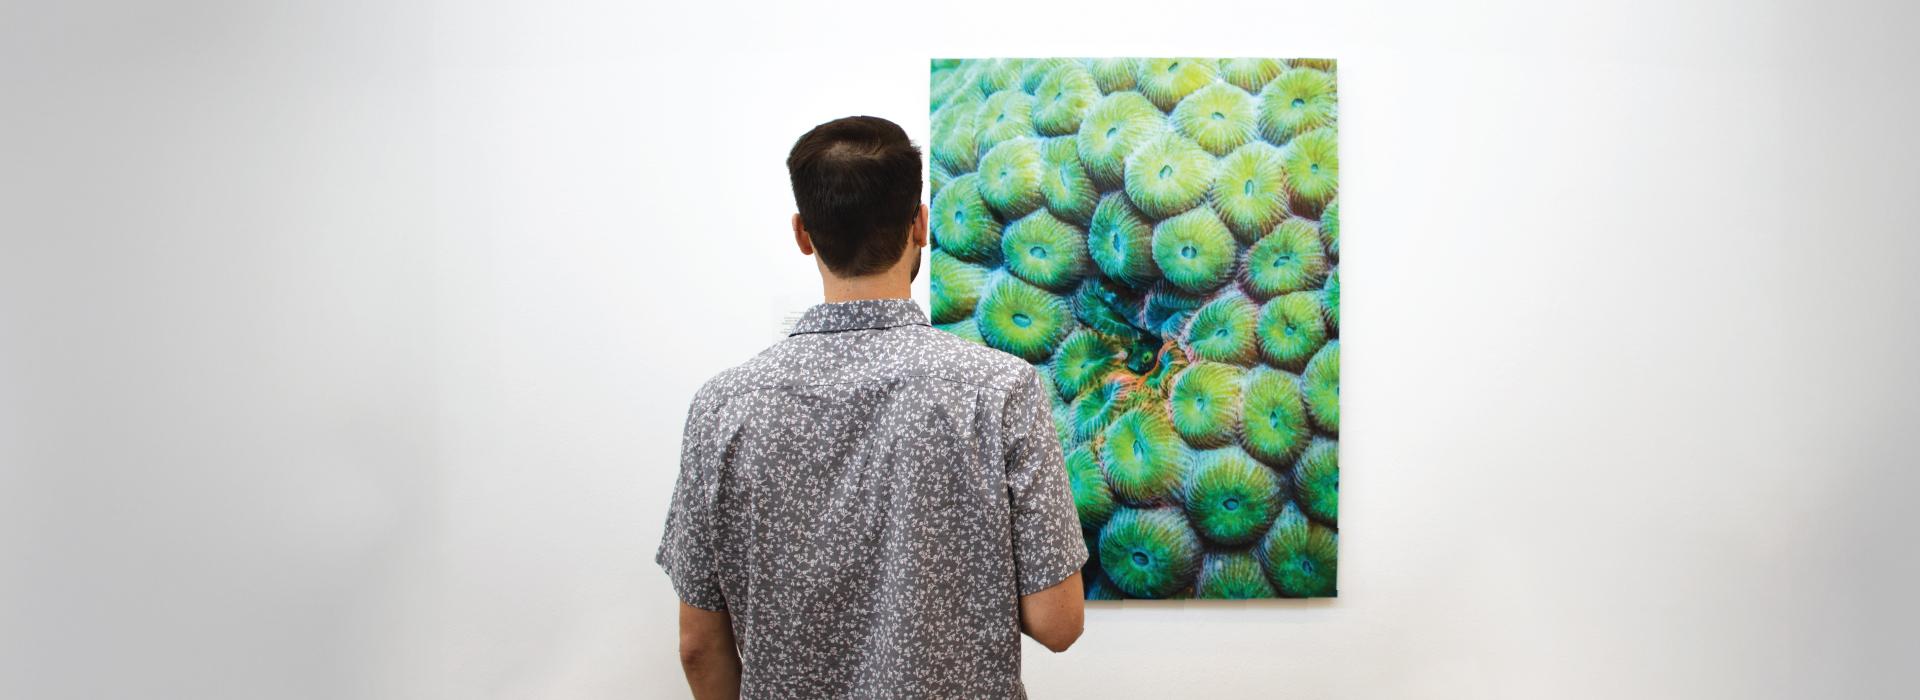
[5,0,1918,698]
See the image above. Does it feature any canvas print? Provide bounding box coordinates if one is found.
[928,58,1339,599]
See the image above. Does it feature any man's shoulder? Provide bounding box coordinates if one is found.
[896,324,1039,393]
[686,355,768,409]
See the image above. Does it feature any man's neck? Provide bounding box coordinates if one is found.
[819,274,911,304]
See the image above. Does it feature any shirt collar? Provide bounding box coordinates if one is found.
[790,298,930,335]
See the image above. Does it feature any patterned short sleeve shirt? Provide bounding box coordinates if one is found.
[656,298,1088,699]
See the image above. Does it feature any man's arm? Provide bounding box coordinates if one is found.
[657,386,737,696]
[1019,570,1085,652]
[1002,367,1090,652]
[678,602,740,699]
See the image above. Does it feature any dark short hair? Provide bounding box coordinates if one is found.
[786,116,923,276]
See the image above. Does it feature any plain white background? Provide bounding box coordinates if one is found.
[4,0,1918,698]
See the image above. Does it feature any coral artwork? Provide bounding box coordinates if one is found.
[931,57,1340,599]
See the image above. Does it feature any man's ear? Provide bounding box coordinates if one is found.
[792,214,814,256]
[909,204,929,249]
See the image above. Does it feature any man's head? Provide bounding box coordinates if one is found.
[786,116,927,286]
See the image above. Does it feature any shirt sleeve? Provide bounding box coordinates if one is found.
[654,386,728,611]
[1003,366,1091,596]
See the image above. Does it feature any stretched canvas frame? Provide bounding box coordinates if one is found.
[928,57,1340,600]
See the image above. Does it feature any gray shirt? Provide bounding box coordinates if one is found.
[656,298,1088,699]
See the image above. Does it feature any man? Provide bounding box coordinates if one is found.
[655,115,1087,699]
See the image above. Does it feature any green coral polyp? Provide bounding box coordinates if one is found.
[1281,127,1339,218]
[1098,507,1202,598]
[1052,329,1122,401]
[1035,358,1063,404]
[1257,292,1329,370]
[976,89,1037,159]
[1184,293,1260,365]
[1088,57,1139,93]
[1258,67,1338,144]
[1151,208,1236,294]
[1303,340,1338,434]
[1087,192,1159,289]
[977,137,1047,219]
[1210,142,1291,243]
[931,61,975,109]
[930,162,953,196]
[1002,209,1088,292]
[1197,551,1278,599]
[1033,63,1100,136]
[973,58,1024,95]
[931,97,981,174]
[1138,57,1219,112]
[930,173,1004,264]
[1220,58,1284,93]
[1070,374,1140,441]
[1170,82,1259,156]
[1294,437,1338,525]
[1170,362,1245,448]
[1244,218,1329,299]
[977,275,1071,362]
[1123,133,1215,219]
[1039,136,1099,225]
[1066,442,1118,531]
[1240,366,1312,466]
[1020,57,1075,94]
[1259,505,1337,597]
[930,250,989,324]
[1183,449,1281,546]
[1100,405,1185,504]
[1052,402,1075,445]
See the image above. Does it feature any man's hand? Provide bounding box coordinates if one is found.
[678,602,741,699]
